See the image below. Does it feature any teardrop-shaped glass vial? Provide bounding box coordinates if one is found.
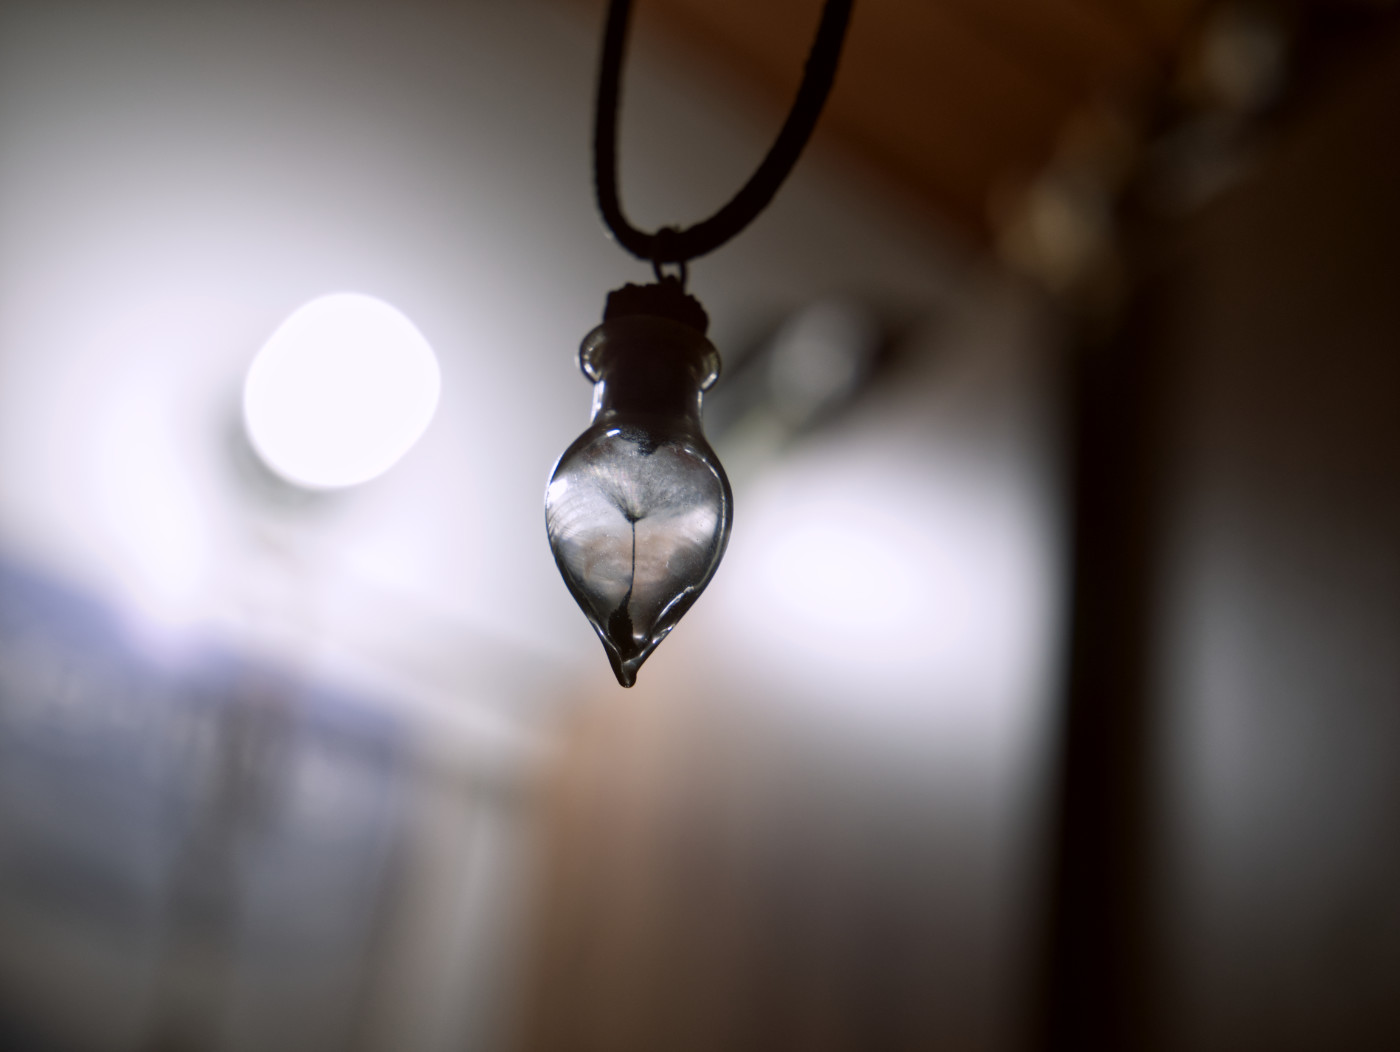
[546,306,732,687]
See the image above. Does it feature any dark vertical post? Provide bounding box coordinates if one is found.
[1038,297,1172,1051]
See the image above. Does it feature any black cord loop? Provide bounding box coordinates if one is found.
[594,0,854,268]
[651,256,687,286]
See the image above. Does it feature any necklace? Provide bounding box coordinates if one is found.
[546,0,854,686]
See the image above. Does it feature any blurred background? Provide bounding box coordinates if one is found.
[0,1,1397,1051]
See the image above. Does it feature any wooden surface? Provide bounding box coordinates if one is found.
[624,0,1205,242]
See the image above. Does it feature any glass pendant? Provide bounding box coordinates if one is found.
[545,280,732,687]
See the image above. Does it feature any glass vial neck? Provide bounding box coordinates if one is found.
[580,315,720,425]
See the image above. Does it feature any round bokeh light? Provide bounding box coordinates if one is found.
[243,293,440,489]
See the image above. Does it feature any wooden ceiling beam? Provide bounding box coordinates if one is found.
[576,0,1206,242]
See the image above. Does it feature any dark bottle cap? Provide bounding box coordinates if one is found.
[603,277,709,335]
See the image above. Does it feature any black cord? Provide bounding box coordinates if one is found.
[594,0,854,269]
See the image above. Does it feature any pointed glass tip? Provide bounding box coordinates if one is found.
[545,310,731,687]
